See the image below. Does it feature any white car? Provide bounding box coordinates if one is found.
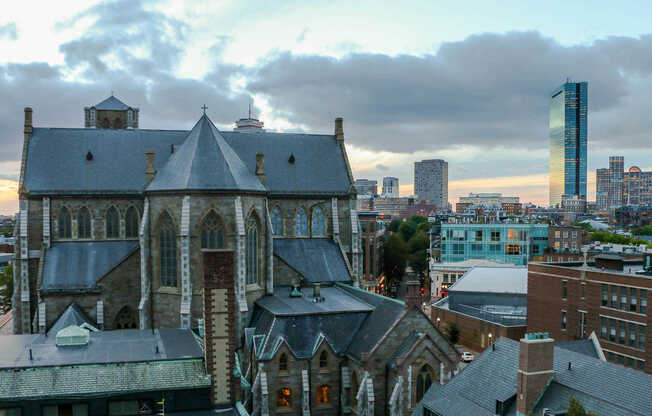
[461,352,474,362]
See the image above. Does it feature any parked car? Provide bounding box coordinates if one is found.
[461,352,474,362]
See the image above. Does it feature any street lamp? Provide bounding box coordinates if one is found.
[436,317,441,328]
[488,333,493,346]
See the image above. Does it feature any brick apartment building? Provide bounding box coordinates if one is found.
[528,257,650,373]
[359,211,383,291]
[547,225,590,253]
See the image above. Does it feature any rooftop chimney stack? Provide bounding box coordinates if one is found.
[145,150,156,185]
[517,333,555,415]
[24,107,33,135]
[335,117,344,142]
[255,153,266,185]
[405,279,421,310]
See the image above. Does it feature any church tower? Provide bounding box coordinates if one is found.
[84,95,139,129]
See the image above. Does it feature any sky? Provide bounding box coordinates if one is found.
[2,0,652,213]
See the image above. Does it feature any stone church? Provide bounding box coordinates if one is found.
[13,96,459,415]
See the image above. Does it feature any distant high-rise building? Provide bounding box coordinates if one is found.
[549,81,587,208]
[596,168,610,210]
[596,157,652,208]
[414,159,448,207]
[623,166,652,205]
[382,176,399,197]
[608,156,624,208]
[354,178,378,196]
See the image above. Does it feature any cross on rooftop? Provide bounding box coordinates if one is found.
[201,104,208,114]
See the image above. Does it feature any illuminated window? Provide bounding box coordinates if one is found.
[317,385,331,404]
[106,206,120,238]
[506,245,520,255]
[201,211,224,249]
[319,351,328,368]
[271,206,283,235]
[508,229,518,241]
[58,207,72,239]
[277,388,292,407]
[296,208,308,236]
[78,207,91,239]
[279,353,288,372]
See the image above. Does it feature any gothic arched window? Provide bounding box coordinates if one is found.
[125,206,139,238]
[102,118,110,128]
[159,213,177,287]
[113,118,122,129]
[295,208,307,236]
[271,206,283,236]
[114,306,138,329]
[277,388,292,407]
[312,206,326,236]
[279,353,288,372]
[319,351,328,368]
[246,217,259,285]
[77,207,91,239]
[58,207,72,239]
[106,206,120,238]
[317,385,331,404]
[416,365,433,403]
[201,211,224,249]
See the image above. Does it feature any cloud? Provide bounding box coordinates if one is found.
[0,23,17,40]
[248,32,652,154]
[375,163,389,171]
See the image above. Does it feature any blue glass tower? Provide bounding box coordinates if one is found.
[549,81,587,207]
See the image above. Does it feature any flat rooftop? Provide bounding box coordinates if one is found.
[449,266,527,295]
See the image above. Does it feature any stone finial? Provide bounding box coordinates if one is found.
[145,150,156,185]
[256,153,266,185]
[335,117,344,141]
[24,107,33,134]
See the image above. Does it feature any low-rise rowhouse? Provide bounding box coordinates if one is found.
[0,304,239,416]
[431,266,527,351]
[412,333,652,416]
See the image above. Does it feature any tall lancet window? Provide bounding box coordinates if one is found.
[58,207,72,239]
[159,213,178,287]
[106,206,120,238]
[271,206,283,235]
[296,208,307,236]
[125,206,139,238]
[246,217,259,285]
[78,207,91,239]
[201,211,224,249]
[312,207,326,236]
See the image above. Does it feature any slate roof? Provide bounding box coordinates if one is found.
[273,238,352,284]
[248,284,407,362]
[147,115,265,192]
[41,241,139,292]
[47,302,97,335]
[93,95,130,110]
[554,339,600,359]
[23,119,351,196]
[414,337,652,416]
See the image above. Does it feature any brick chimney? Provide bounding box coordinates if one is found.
[335,117,344,142]
[145,150,155,185]
[517,333,555,415]
[255,153,266,185]
[405,280,422,310]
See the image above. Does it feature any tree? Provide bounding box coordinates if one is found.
[398,221,417,242]
[445,322,460,344]
[408,230,430,275]
[566,396,599,416]
[383,234,408,289]
[388,219,403,233]
[0,265,13,314]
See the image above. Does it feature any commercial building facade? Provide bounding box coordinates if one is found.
[596,156,652,209]
[353,178,378,196]
[381,176,399,197]
[528,260,651,373]
[549,81,587,208]
[414,159,448,208]
[440,223,549,265]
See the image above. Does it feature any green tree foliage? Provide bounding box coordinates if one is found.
[590,231,652,247]
[398,221,417,242]
[0,265,13,314]
[566,396,599,416]
[445,322,460,344]
[388,218,403,233]
[408,230,430,275]
[631,225,652,236]
[383,234,408,288]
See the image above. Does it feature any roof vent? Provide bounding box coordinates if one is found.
[56,325,90,347]
[290,281,302,298]
[86,151,93,161]
[288,154,295,164]
[312,283,324,302]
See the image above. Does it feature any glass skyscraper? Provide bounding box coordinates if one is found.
[549,81,588,207]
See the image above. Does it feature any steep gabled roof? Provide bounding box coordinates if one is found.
[273,239,352,284]
[146,115,266,192]
[94,95,130,110]
[47,303,97,335]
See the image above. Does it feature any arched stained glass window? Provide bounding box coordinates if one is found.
[125,206,139,238]
[312,207,326,236]
[106,206,120,238]
[201,211,224,249]
[77,207,91,239]
[114,306,138,329]
[246,217,259,285]
[296,208,307,236]
[416,365,433,403]
[271,206,283,236]
[317,385,331,404]
[58,207,72,239]
[277,388,291,407]
[159,213,177,287]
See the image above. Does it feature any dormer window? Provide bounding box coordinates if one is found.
[279,353,288,372]
[319,351,328,368]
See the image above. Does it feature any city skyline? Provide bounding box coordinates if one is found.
[3,2,652,213]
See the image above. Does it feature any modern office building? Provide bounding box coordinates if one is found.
[381,176,399,197]
[549,81,588,208]
[596,167,610,210]
[440,223,548,265]
[624,166,652,205]
[354,178,378,196]
[597,156,652,208]
[414,159,448,207]
[609,156,624,208]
